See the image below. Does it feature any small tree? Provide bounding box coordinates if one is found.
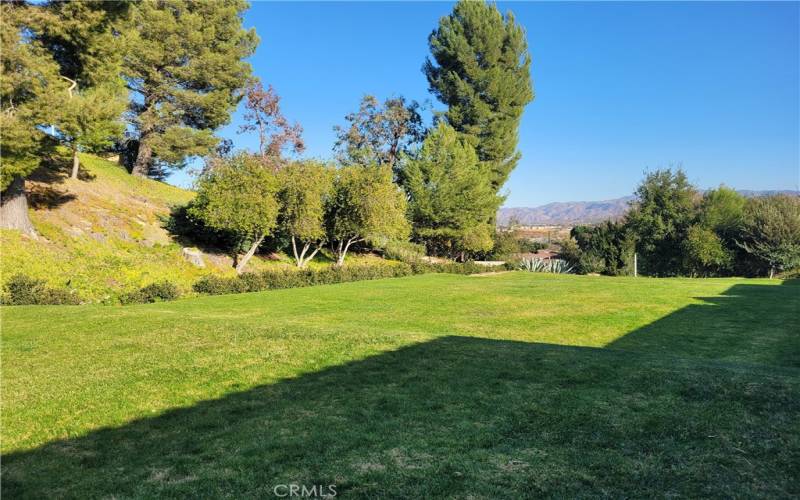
[278,161,334,268]
[57,82,126,179]
[33,0,129,179]
[188,154,280,274]
[326,165,410,266]
[403,122,499,260]
[683,225,732,277]
[739,195,800,278]
[625,168,698,276]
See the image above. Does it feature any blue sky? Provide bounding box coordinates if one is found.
[171,1,799,207]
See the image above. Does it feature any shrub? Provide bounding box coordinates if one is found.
[192,275,249,295]
[578,253,605,274]
[192,260,508,297]
[518,258,574,274]
[1,274,81,305]
[120,281,181,304]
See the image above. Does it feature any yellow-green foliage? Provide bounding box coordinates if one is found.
[0,154,403,302]
[1,154,311,302]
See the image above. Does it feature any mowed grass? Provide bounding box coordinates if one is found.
[2,273,799,498]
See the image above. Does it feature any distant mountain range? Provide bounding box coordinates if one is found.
[498,190,799,226]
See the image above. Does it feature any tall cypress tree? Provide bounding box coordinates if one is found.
[124,0,258,177]
[424,0,533,191]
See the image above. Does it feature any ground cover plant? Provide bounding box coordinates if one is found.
[3,273,798,498]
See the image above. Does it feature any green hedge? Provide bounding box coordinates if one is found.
[193,261,508,296]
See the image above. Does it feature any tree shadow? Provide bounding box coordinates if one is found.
[24,154,96,210]
[3,332,799,498]
[608,279,800,368]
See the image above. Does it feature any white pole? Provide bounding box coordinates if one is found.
[634,252,638,278]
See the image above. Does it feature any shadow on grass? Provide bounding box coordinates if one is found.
[609,279,800,368]
[3,281,799,498]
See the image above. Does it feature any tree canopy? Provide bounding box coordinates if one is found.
[124,0,258,177]
[326,165,410,266]
[0,2,65,234]
[625,169,698,276]
[278,161,334,268]
[333,95,424,173]
[739,195,800,278]
[424,0,533,192]
[188,153,280,273]
[403,122,498,259]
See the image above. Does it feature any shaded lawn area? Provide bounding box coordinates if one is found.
[2,274,799,498]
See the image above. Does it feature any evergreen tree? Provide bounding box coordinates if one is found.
[124,0,257,177]
[403,122,499,259]
[0,2,65,236]
[424,0,533,191]
[34,1,129,178]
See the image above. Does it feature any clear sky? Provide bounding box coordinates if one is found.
[170,1,800,207]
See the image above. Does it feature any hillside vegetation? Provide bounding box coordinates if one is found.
[3,273,798,497]
[0,155,374,303]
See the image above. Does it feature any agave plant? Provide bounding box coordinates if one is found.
[518,258,574,274]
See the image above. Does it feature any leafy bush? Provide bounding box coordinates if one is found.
[578,253,605,274]
[1,274,81,305]
[120,281,181,304]
[192,275,249,295]
[518,258,574,274]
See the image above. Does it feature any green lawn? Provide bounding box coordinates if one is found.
[2,273,799,498]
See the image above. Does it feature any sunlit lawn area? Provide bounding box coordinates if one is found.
[2,273,799,498]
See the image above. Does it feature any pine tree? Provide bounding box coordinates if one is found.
[424,0,533,191]
[403,122,500,259]
[0,2,65,236]
[124,0,257,177]
[34,1,129,178]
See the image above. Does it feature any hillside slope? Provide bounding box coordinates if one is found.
[1,154,280,302]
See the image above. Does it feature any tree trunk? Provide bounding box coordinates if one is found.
[0,176,37,237]
[131,137,152,177]
[769,266,775,279]
[334,237,360,267]
[235,234,265,274]
[301,245,322,268]
[70,147,80,179]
